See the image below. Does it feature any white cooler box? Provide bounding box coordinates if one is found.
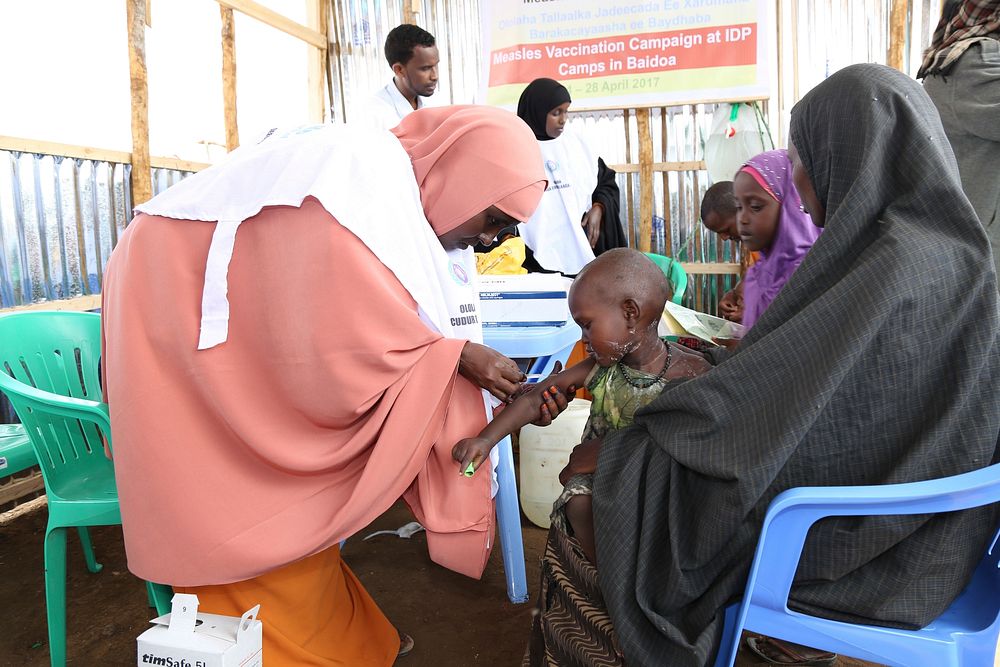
[479,274,573,328]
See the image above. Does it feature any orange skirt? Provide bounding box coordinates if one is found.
[176,544,398,666]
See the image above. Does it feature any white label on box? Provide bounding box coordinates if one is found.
[137,594,262,667]
[479,291,569,327]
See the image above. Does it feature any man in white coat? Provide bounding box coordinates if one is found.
[366,24,439,130]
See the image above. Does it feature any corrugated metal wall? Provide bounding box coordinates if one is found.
[328,0,482,120]
[0,153,192,423]
[0,151,192,310]
[0,0,944,317]
[0,152,130,307]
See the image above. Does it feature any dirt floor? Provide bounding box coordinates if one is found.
[0,496,880,667]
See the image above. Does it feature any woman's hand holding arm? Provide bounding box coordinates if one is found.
[458,341,525,402]
[452,360,581,473]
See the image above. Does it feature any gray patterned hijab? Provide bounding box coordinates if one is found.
[593,64,1000,667]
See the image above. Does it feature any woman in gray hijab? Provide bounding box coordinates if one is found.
[542,64,1000,667]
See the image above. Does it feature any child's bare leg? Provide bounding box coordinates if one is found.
[564,494,597,566]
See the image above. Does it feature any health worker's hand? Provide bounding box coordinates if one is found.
[458,342,526,403]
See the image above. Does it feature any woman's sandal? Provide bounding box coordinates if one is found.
[745,635,837,666]
[397,631,415,659]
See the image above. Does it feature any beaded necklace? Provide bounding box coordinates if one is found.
[617,340,671,389]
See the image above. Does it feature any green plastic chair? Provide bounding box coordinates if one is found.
[0,422,36,477]
[0,311,130,666]
[644,252,687,304]
[0,419,129,615]
[148,581,173,616]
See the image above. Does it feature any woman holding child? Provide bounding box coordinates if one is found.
[101,107,549,666]
[523,64,1000,667]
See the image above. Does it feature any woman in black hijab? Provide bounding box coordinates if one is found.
[527,63,1000,667]
[513,78,626,274]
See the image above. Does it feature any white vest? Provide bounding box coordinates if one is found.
[518,130,598,274]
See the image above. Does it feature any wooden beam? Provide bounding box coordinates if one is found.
[0,137,208,172]
[216,0,326,49]
[681,262,741,275]
[149,156,210,172]
[221,6,240,151]
[126,0,153,205]
[0,496,47,526]
[609,160,706,174]
[0,473,44,508]
[0,295,103,314]
[888,0,909,71]
[0,136,132,164]
[570,95,769,115]
[636,108,654,253]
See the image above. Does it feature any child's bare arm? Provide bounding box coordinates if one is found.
[452,358,594,473]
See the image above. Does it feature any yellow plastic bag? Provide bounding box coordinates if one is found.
[476,237,527,275]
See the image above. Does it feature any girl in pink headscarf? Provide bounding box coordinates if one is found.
[102,106,548,666]
[734,148,822,329]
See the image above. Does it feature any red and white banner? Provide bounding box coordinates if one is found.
[480,0,772,109]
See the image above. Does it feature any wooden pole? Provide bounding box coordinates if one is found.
[776,0,785,148]
[221,6,240,151]
[306,0,328,123]
[126,0,152,205]
[660,107,672,257]
[888,0,909,71]
[403,0,419,25]
[636,108,654,253]
[791,0,800,103]
[623,111,635,246]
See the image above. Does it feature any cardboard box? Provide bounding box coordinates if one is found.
[137,594,262,667]
[479,274,572,328]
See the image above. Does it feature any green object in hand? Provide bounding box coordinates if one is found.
[463,462,476,477]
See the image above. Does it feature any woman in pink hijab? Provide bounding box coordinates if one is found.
[101,106,547,666]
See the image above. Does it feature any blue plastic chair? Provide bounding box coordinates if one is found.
[714,463,1000,667]
[483,322,582,603]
